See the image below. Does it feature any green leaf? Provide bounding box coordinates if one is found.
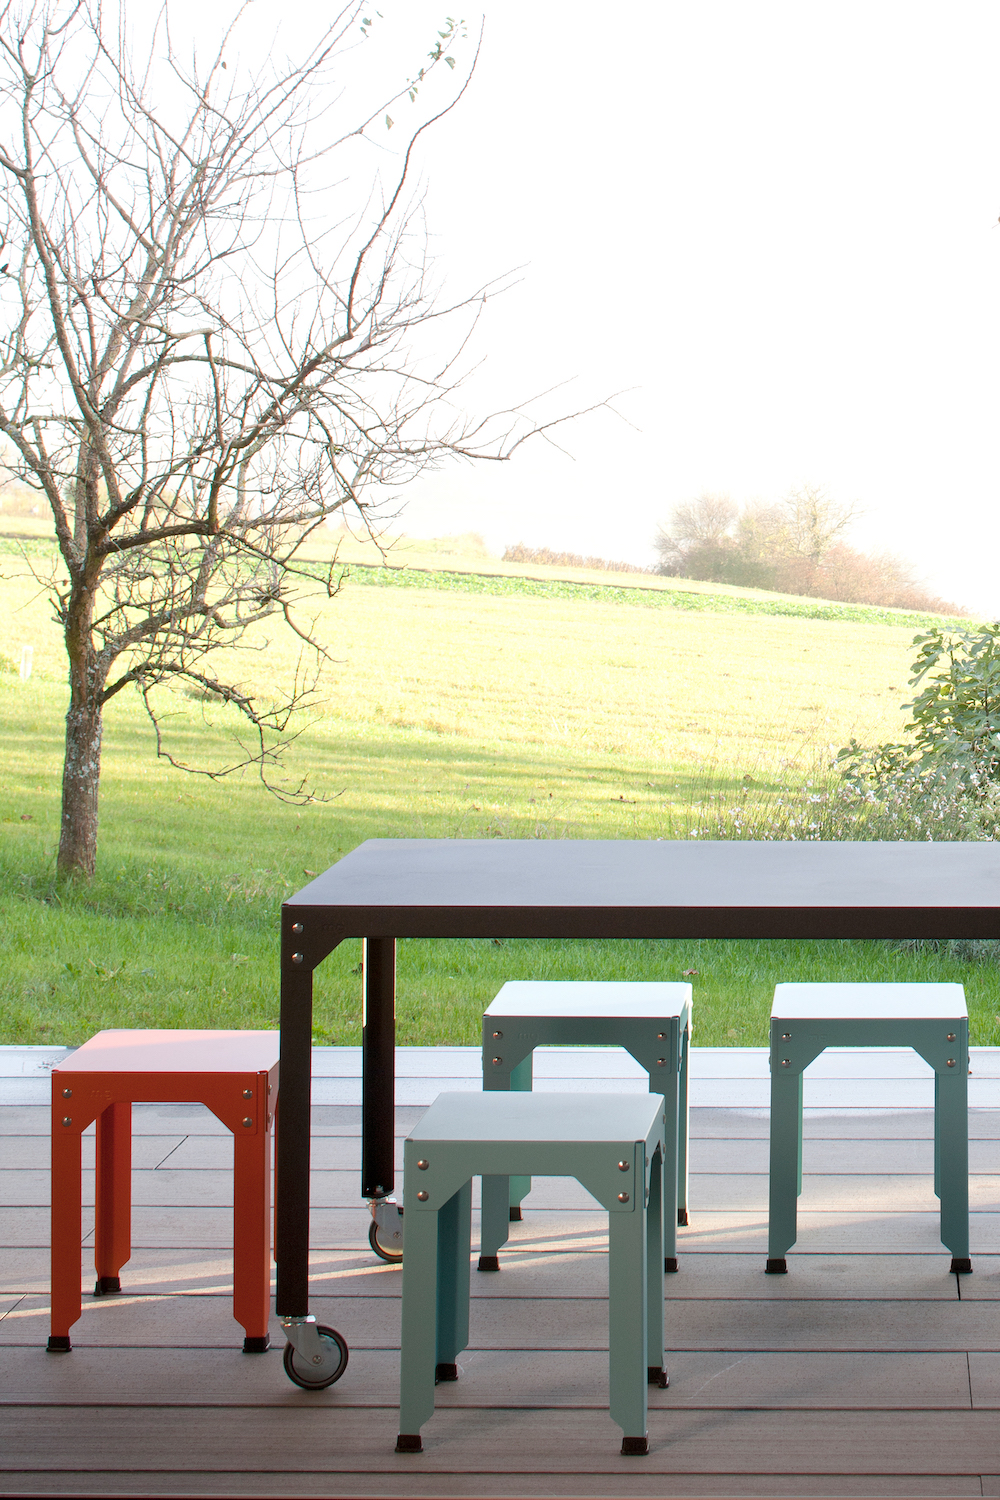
[445,56,455,67]
[385,114,394,130]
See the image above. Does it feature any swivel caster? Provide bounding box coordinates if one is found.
[282,1322,348,1389]
[369,1195,404,1262]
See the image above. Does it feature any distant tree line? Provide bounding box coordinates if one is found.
[654,486,963,615]
[503,542,655,574]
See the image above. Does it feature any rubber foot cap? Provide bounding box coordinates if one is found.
[396,1434,423,1453]
[664,1256,679,1273]
[765,1258,788,1274]
[435,1362,458,1382]
[621,1435,649,1455]
[47,1335,71,1352]
[478,1255,500,1272]
[243,1335,270,1353]
[648,1366,669,1388]
[94,1276,121,1296]
[677,1208,689,1226]
[951,1257,973,1274]
[509,1206,523,1222]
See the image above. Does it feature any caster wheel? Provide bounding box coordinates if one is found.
[369,1218,404,1263]
[282,1325,348,1390]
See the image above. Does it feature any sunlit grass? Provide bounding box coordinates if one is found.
[3,543,999,1048]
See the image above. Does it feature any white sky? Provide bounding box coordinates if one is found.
[178,2,1000,611]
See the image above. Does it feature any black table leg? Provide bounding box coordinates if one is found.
[362,937,396,1199]
[276,964,313,1317]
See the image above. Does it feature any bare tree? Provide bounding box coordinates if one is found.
[0,2,598,877]
[782,483,863,566]
[653,492,737,575]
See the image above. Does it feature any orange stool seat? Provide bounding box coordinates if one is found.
[49,1029,279,1354]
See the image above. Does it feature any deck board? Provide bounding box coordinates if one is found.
[3,1044,1000,1496]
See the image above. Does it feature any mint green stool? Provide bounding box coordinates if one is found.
[480,980,692,1273]
[395,1090,668,1457]
[766,982,970,1275]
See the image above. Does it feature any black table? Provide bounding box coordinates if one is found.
[274,837,1000,1318]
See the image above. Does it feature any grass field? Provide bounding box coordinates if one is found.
[3,524,999,1048]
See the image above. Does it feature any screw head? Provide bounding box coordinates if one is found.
[417,1159,429,1170]
[291,922,303,934]
[782,1032,791,1040]
[492,1056,502,1066]
[781,1059,791,1067]
[656,1058,666,1067]
[311,1354,323,1364]
[618,1160,630,1172]
[416,1190,429,1202]
[61,1088,72,1099]
[657,1032,666,1039]
[617,1191,630,1203]
[291,952,304,965]
[242,1116,253,1127]
[62,1116,72,1127]
[492,1030,502,1039]
[947,1033,956,1042]
[946,1058,957,1068]
[242,1089,253,1099]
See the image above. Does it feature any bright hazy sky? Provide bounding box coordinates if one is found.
[192,2,1000,611]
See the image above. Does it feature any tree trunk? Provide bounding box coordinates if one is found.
[57,692,104,878]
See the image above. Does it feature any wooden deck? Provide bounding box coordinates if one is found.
[3,1044,1000,1498]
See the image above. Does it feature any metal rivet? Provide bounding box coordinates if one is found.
[61,1088,72,1099]
[782,1032,791,1040]
[781,1059,791,1067]
[242,1089,253,1099]
[291,922,303,934]
[617,1191,630,1203]
[947,1033,956,1042]
[492,1030,502,1039]
[416,1190,429,1201]
[946,1059,956,1068]
[417,1159,429,1170]
[656,1058,666,1067]
[291,952,304,965]
[62,1116,72,1127]
[657,1032,666,1039]
[242,1116,253,1127]
[492,1056,502,1066]
[618,1160,630,1172]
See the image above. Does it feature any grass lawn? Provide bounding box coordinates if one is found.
[3,527,998,1048]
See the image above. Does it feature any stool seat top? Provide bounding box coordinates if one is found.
[485,980,691,1019]
[53,1029,280,1074]
[772,983,967,1021]
[409,1090,665,1145]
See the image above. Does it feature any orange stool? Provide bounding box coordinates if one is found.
[49,1029,279,1354]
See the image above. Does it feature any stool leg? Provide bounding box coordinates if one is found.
[767,1067,803,1273]
[646,1145,667,1387]
[656,1066,680,1270]
[95,1103,131,1295]
[608,1197,649,1454]
[435,1181,471,1380]
[677,1026,690,1227]
[49,1119,84,1350]
[234,1116,272,1351]
[507,1055,532,1220]
[935,1064,971,1272]
[398,1204,445,1451]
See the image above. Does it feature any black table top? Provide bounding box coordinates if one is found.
[282,839,1000,945]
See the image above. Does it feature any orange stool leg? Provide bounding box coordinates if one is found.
[95,1102,132,1294]
[233,1098,272,1352]
[49,1111,84,1351]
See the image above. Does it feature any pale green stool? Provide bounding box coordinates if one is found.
[395,1090,668,1457]
[480,980,692,1274]
[766,982,970,1275]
